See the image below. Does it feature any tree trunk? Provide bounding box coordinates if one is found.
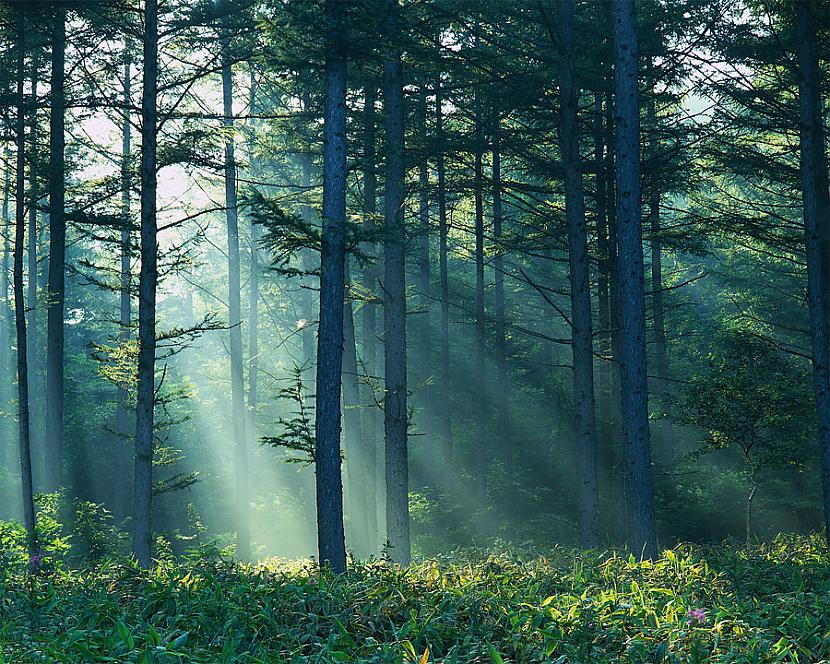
[27,43,40,481]
[1,150,12,483]
[14,9,36,557]
[594,94,612,421]
[314,0,348,573]
[646,72,672,464]
[361,85,380,551]
[247,69,260,435]
[435,72,453,465]
[342,257,367,554]
[492,118,510,474]
[795,0,830,549]
[613,0,657,560]
[133,0,159,568]
[416,90,431,428]
[45,7,66,493]
[382,0,410,565]
[115,45,132,520]
[473,84,487,504]
[219,6,251,563]
[745,479,758,543]
[558,0,599,548]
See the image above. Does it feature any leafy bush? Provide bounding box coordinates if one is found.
[0,534,828,662]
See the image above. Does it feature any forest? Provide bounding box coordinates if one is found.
[1,0,830,661]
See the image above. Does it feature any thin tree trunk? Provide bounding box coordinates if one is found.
[492,118,510,474]
[133,0,159,568]
[300,152,317,373]
[795,0,830,549]
[613,0,657,560]
[14,9,36,557]
[382,0,410,565]
[594,94,611,419]
[219,6,251,563]
[473,84,487,503]
[26,44,39,477]
[1,149,12,479]
[45,7,66,493]
[646,72,671,464]
[314,0,348,573]
[247,70,260,432]
[361,85,380,551]
[115,46,132,521]
[416,90,431,420]
[342,257,367,554]
[558,0,599,548]
[435,72,453,465]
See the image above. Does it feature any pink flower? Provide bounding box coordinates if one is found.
[686,608,707,626]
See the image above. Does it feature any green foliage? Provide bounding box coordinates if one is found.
[0,535,828,662]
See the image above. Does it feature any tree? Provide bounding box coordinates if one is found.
[46,4,66,492]
[613,0,657,559]
[382,0,410,565]
[795,0,830,549]
[13,5,37,559]
[314,0,348,573]
[217,0,250,562]
[133,0,159,568]
[557,0,599,548]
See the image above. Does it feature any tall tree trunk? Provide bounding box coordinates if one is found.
[646,73,671,464]
[300,152,317,372]
[473,84,487,503]
[492,118,510,474]
[416,90,431,427]
[247,70,260,433]
[435,72,453,464]
[133,0,159,568]
[27,43,40,479]
[382,0,410,565]
[115,45,132,520]
[558,0,599,548]
[342,257,367,554]
[361,85,380,551]
[1,149,12,481]
[594,94,612,421]
[14,9,36,557]
[314,0,348,573]
[219,5,251,563]
[45,6,66,493]
[613,0,657,560]
[795,0,830,549]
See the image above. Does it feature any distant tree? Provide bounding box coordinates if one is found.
[382,0,410,565]
[685,331,814,542]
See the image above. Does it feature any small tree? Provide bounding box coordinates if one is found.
[685,330,814,541]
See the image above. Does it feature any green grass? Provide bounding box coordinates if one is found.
[1,534,829,662]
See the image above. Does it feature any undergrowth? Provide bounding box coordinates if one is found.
[0,533,828,662]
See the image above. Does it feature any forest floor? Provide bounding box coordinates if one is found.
[0,534,828,663]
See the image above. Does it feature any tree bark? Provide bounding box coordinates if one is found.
[219,5,251,563]
[314,0,348,573]
[45,6,66,493]
[594,94,611,418]
[795,0,830,549]
[14,9,36,557]
[382,0,410,565]
[435,72,453,464]
[613,0,657,559]
[558,0,599,548]
[361,85,380,551]
[133,0,159,568]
